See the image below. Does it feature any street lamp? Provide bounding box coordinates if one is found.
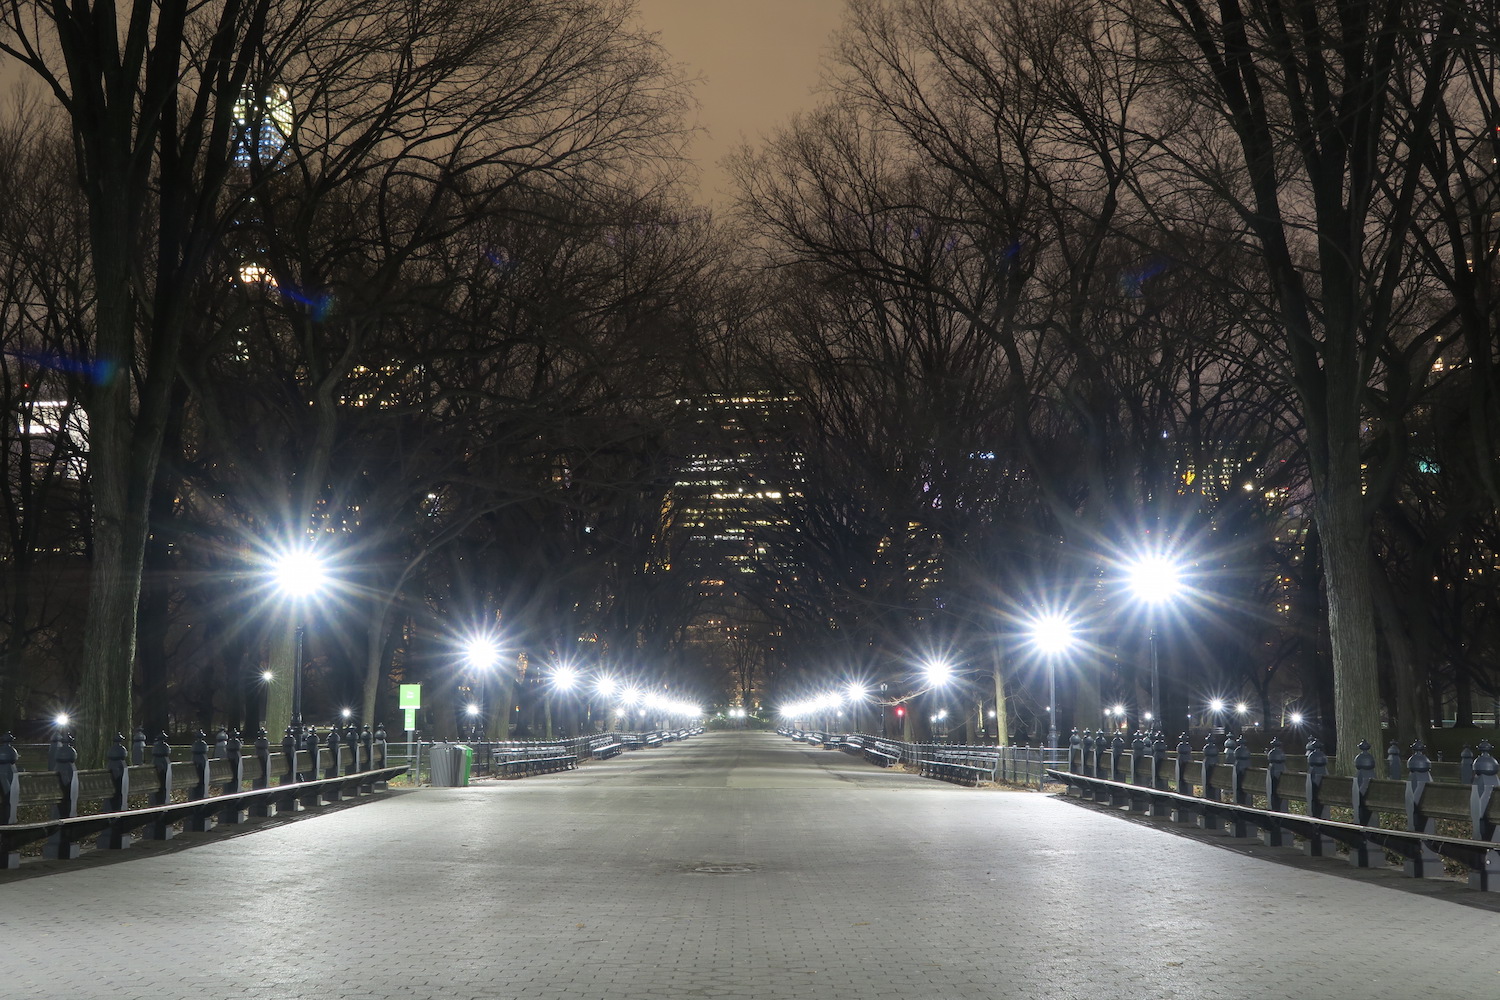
[1124,552,1186,731]
[923,658,954,687]
[845,682,866,731]
[271,544,330,737]
[1025,611,1081,750]
[461,633,503,738]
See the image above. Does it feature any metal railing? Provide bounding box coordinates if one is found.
[782,730,1068,789]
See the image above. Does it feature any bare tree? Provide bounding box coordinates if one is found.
[0,0,690,756]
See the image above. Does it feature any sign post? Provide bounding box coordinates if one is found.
[399,684,422,781]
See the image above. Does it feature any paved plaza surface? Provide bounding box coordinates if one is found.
[1,731,1495,999]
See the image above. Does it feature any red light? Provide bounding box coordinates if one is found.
[894,706,906,717]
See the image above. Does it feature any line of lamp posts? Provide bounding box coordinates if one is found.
[780,551,1251,748]
[259,546,699,747]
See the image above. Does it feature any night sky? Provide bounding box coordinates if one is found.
[633,0,845,204]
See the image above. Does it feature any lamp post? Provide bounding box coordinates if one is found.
[921,659,953,743]
[1026,611,1080,750]
[595,675,619,732]
[462,635,502,739]
[551,665,580,738]
[1124,553,1186,731]
[845,683,866,733]
[271,545,330,739]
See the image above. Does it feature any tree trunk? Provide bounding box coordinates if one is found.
[1370,554,1427,749]
[991,653,1011,748]
[1316,457,1384,768]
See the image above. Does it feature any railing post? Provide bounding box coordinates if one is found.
[149,733,175,841]
[214,726,228,762]
[1469,741,1500,892]
[1228,735,1251,837]
[1171,734,1194,824]
[132,727,147,767]
[0,732,18,867]
[188,731,215,833]
[250,728,275,818]
[218,729,246,825]
[98,732,132,850]
[1302,738,1332,856]
[43,731,81,860]
[300,727,323,810]
[1128,733,1149,813]
[360,725,375,793]
[1348,740,1376,868]
[0,732,18,825]
[277,728,301,814]
[1068,729,1080,773]
[375,725,390,790]
[1109,732,1126,806]
[1262,738,1287,847]
[1460,745,1475,785]
[1078,731,1096,800]
[1090,730,1106,783]
[1385,739,1402,780]
[323,726,343,803]
[1404,740,1442,878]
[343,724,361,795]
[1147,735,1170,817]
[1199,737,1222,833]
[280,728,297,784]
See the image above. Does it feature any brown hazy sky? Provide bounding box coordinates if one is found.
[633,0,847,206]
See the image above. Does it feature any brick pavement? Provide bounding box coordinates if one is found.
[0,731,1494,999]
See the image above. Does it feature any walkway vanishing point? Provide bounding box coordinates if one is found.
[2,730,1496,1000]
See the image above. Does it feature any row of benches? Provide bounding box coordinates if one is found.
[779,730,1000,786]
[476,728,703,780]
[780,730,910,771]
[488,746,578,778]
[918,755,993,787]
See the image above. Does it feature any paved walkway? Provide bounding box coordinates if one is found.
[1,731,1494,999]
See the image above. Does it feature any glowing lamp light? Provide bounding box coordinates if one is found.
[466,703,480,717]
[924,659,954,686]
[1125,554,1186,604]
[1027,613,1080,655]
[596,676,618,698]
[464,637,501,672]
[1209,698,1226,713]
[54,713,70,728]
[271,546,329,599]
[553,667,579,692]
[261,670,274,683]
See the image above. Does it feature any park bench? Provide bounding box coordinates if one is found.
[920,753,990,786]
[589,738,624,760]
[863,742,903,768]
[493,746,576,778]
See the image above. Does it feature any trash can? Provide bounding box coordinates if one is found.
[428,743,462,786]
[455,744,473,786]
[428,743,472,787]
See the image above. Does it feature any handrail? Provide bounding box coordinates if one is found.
[1,764,407,869]
[1051,766,1500,891]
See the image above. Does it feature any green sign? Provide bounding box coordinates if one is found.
[399,684,422,709]
[403,707,417,732]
